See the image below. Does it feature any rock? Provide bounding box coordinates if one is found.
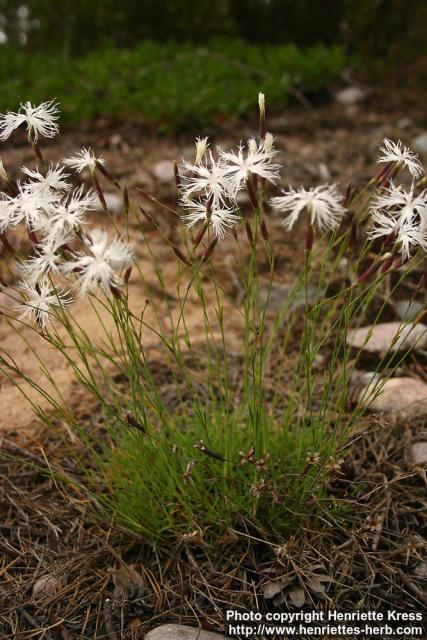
[318,162,331,181]
[236,191,250,206]
[32,575,61,603]
[361,377,427,420]
[350,370,381,388]
[109,133,122,147]
[152,160,175,183]
[397,117,413,129]
[413,132,427,155]
[414,561,427,578]
[394,299,424,321]
[288,587,306,607]
[411,442,427,464]
[334,86,367,106]
[347,322,427,354]
[104,192,123,214]
[259,282,317,312]
[145,624,227,640]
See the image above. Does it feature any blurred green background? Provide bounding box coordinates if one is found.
[0,1,426,129]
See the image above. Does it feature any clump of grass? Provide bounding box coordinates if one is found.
[0,95,425,548]
[0,41,347,130]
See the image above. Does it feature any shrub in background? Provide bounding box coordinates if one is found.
[0,41,346,130]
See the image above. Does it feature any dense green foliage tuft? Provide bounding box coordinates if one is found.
[0,41,346,130]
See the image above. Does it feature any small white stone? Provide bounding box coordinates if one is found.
[318,162,331,181]
[32,575,61,602]
[109,134,122,147]
[411,442,427,464]
[259,282,317,312]
[152,160,175,183]
[145,624,228,640]
[236,191,250,206]
[397,117,413,129]
[103,192,122,214]
[414,561,427,578]
[347,322,427,354]
[360,377,427,420]
[394,299,424,321]
[335,86,367,105]
[413,132,427,155]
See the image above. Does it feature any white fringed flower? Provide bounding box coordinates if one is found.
[180,152,235,207]
[17,279,73,329]
[39,186,98,241]
[22,164,71,194]
[9,184,58,229]
[63,147,105,174]
[62,229,133,296]
[377,138,423,178]
[195,137,209,165]
[369,211,426,260]
[271,184,344,231]
[20,248,64,282]
[0,197,16,232]
[369,183,427,259]
[181,199,241,239]
[0,101,59,143]
[220,141,280,192]
[371,182,427,225]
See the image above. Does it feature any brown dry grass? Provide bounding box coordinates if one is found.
[0,409,426,638]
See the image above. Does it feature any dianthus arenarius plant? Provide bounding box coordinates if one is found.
[0,96,426,546]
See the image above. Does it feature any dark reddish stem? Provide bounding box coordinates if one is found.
[247,177,259,211]
[93,174,107,210]
[305,220,314,253]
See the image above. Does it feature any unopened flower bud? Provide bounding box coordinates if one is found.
[124,265,132,283]
[343,182,357,208]
[173,160,181,191]
[379,252,395,274]
[139,206,155,226]
[263,132,274,154]
[202,237,218,262]
[93,174,107,210]
[356,259,381,284]
[0,156,8,183]
[96,161,120,188]
[260,218,269,242]
[193,222,209,247]
[248,138,257,155]
[258,92,266,140]
[195,136,209,165]
[173,245,191,266]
